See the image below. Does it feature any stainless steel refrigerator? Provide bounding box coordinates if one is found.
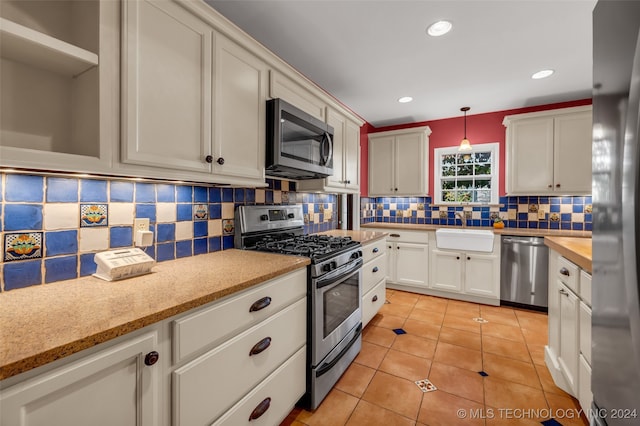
[592,1,640,424]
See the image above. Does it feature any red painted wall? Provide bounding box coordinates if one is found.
[359,99,592,197]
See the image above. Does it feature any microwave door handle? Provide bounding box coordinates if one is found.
[321,132,333,166]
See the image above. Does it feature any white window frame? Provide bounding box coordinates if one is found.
[434,142,500,205]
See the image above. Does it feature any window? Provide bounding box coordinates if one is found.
[434,143,499,204]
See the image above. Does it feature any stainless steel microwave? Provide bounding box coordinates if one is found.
[266,98,334,180]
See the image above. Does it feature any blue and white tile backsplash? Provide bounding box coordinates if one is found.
[0,173,337,291]
[361,196,592,231]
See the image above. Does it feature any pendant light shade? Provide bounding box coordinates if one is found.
[459,106,472,151]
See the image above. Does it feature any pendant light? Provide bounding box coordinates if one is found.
[459,106,472,151]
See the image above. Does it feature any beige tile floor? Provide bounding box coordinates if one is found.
[281,289,588,426]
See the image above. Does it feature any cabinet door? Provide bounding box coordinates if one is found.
[553,111,592,193]
[386,242,395,282]
[326,109,346,187]
[558,281,579,393]
[368,135,395,196]
[395,243,429,287]
[430,249,462,293]
[464,253,499,298]
[579,301,592,365]
[578,354,593,419]
[395,132,427,195]
[344,119,361,191]
[507,117,554,194]
[122,0,212,172]
[213,34,267,182]
[1,332,158,426]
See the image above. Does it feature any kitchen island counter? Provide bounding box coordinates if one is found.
[544,236,593,273]
[0,249,309,380]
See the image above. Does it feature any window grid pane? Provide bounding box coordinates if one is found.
[438,148,496,204]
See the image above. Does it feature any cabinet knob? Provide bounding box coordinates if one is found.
[389,234,400,238]
[555,183,561,188]
[548,184,553,188]
[388,245,392,249]
[456,256,460,260]
[249,337,272,356]
[249,296,272,312]
[144,351,159,366]
[346,180,351,184]
[205,155,213,163]
[249,397,271,421]
[560,267,570,276]
[372,294,379,302]
[372,266,379,273]
[467,256,471,260]
[217,157,225,165]
[372,247,379,253]
[394,188,398,191]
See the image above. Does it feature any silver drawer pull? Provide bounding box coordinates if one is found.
[559,289,569,296]
[372,295,378,302]
[372,266,379,273]
[389,233,401,238]
[560,267,570,277]
[372,247,379,253]
[249,296,272,312]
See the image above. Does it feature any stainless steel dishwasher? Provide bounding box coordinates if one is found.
[500,235,549,311]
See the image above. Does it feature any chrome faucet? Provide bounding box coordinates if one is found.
[455,212,467,228]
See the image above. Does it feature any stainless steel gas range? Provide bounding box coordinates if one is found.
[235,205,362,409]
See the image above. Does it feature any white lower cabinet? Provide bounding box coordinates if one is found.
[0,268,308,426]
[0,331,159,426]
[172,298,306,426]
[361,239,387,327]
[546,249,592,417]
[382,230,429,289]
[429,236,500,305]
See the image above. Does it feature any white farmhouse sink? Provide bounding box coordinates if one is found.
[435,228,495,253]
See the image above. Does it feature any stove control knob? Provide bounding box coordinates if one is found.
[287,213,295,219]
[322,263,333,272]
[350,251,362,259]
[260,214,269,221]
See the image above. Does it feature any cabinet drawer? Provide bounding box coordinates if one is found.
[173,269,306,363]
[557,257,580,293]
[580,270,592,306]
[362,254,386,294]
[172,298,306,426]
[362,240,386,263]
[385,230,429,244]
[211,347,306,426]
[579,301,592,365]
[362,279,386,328]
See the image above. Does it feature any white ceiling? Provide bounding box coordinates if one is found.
[205,0,596,127]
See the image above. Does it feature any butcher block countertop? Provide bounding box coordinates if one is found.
[0,250,309,380]
[544,236,593,273]
[316,229,387,244]
[361,222,592,238]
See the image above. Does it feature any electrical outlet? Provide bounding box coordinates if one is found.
[538,209,546,220]
[134,218,150,232]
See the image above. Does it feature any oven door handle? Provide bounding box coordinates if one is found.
[316,323,362,378]
[316,259,363,289]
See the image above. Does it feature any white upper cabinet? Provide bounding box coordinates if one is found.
[268,70,326,121]
[297,107,362,194]
[121,0,266,186]
[368,126,431,196]
[212,34,267,182]
[0,0,119,173]
[504,105,592,195]
[122,0,213,173]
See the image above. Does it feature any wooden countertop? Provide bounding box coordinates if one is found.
[361,222,592,238]
[544,236,593,273]
[0,250,309,380]
[316,229,387,244]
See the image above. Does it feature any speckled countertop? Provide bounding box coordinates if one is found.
[316,229,387,244]
[544,236,593,273]
[361,222,592,238]
[0,250,309,380]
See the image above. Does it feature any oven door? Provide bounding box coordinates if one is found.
[311,258,362,366]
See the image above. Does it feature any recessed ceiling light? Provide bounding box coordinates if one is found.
[531,69,554,79]
[398,96,413,103]
[427,20,452,37]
